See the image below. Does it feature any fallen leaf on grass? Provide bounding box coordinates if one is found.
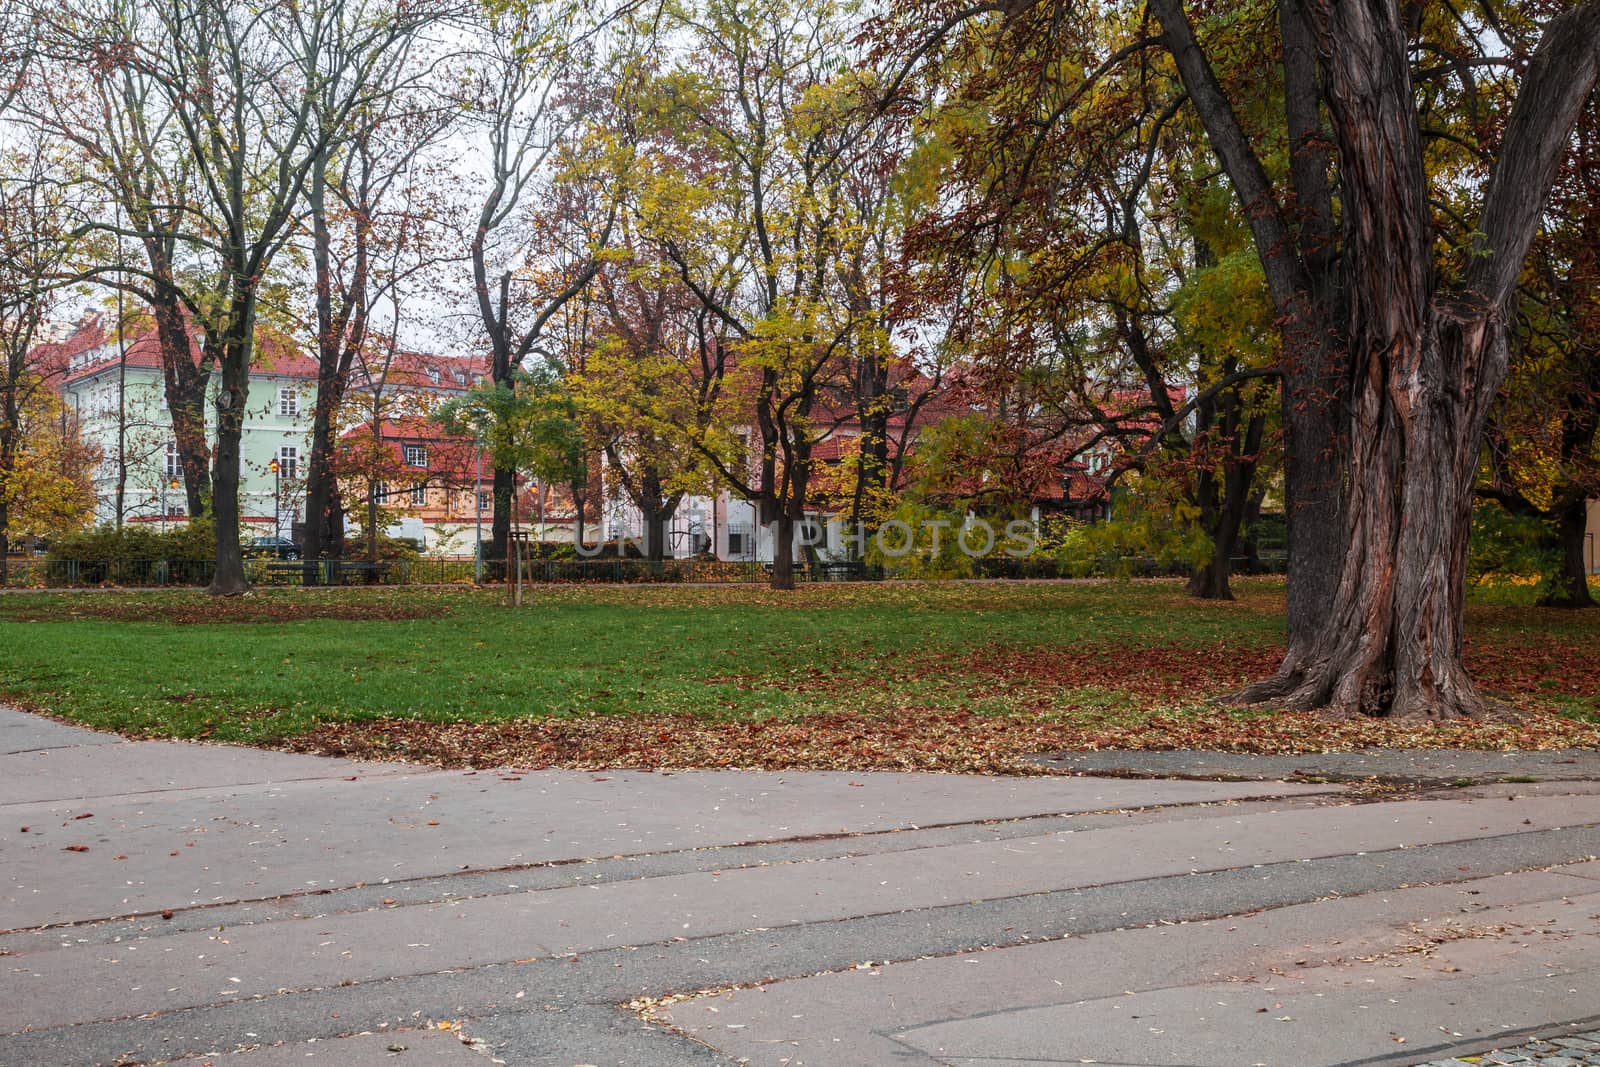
[278,703,1600,776]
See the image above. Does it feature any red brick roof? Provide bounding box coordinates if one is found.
[339,416,483,482]
[47,314,484,389]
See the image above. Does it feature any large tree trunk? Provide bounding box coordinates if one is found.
[1541,494,1596,609]
[490,465,514,572]
[767,454,811,591]
[571,473,588,548]
[770,513,797,590]
[1275,0,1347,652]
[641,474,666,563]
[1234,0,1479,715]
[1278,347,1346,649]
[1247,304,1507,717]
[151,296,212,516]
[638,474,680,563]
[1224,0,1600,716]
[302,149,355,585]
[207,334,252,597]
[301,375,348,583]
[849,349,891,540]
[1188,471,1251,601]
[1152,0,1348,639]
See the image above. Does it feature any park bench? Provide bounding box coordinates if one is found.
[261,561,310,582]
[814,560,871,581]
[329,560,391,584]
[260,560,392,584]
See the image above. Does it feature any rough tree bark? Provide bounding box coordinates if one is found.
[1229,0,1600,717]
[638,471,681,563]
[1186,389,1265,601]
[147,294,213,516]
[771,507,798,590]
[302,377,350,576]
[207,315,255,596]
[1272,0,1347,655]
[1150,0,1347,650]
[300,146,367,582]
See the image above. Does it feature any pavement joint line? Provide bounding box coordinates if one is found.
[0,791,1347,941]
[10,833,1599,1067]
[13,826,1600,1042]
[0,767,424,810]
[1,793,1346,958]
[628,856,1600,1014]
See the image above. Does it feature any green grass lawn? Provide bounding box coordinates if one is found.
[0,579,1594,759]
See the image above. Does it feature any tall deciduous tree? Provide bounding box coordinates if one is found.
[0,139,82,583]
[300,64,458,576]
[1203,1,1600,716]
[20,0,217,515]
[636,0,903,588]
[888,0,1600,715]
[464,4,635,568]
[85,0,453,595]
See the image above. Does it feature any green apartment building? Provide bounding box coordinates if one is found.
[53,316,486,545]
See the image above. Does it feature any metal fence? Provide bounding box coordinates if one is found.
[0,552,1286,589]
[0,557,843,588]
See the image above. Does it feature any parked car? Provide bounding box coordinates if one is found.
[244,536,301,560]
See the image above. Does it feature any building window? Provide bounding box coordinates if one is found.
[278,387,298,417]
[277,446,298,481]
[375,481,390,502]
[472,374,485,386]
[426,367,441,385]
[478,491,492,512]
[164,442,182,478]
[727,527,750,557]
[453,369,467,385]
[409,483,428,506]
[404,444,428,467]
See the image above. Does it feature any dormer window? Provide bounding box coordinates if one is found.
[426,367,441,385]
[453,369,466,385]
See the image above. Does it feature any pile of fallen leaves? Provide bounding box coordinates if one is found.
[279,706,1600,775]
[1,595,452,625]
[722,636,1600,710]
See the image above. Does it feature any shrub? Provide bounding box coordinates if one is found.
[1468,503,1557,599]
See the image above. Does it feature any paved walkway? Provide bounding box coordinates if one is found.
[3,707,1599,1067]
[1415,1031,1600,1065]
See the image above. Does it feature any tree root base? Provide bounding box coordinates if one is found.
[1217,658,1525,723]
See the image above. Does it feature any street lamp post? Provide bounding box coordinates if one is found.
[270,458,281,539]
